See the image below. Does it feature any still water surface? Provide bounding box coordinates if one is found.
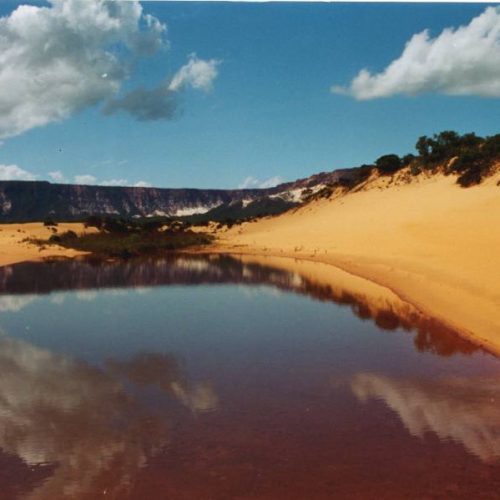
[0,254,499,499]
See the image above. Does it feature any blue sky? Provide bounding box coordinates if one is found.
[0,1,499,189]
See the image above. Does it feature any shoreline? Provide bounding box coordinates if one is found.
[1,235,498,356]
[198,173,500,355]
[0,234,492,356]
[1,170,499,358]
[190,245,500,357]
[0,222,92,267]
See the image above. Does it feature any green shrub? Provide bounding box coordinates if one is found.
[375,154,402,174]
[43,223,213,258]
[457,167,483,187]
[483,134,500,157]
[61,230,78,240]
[48,234,61,243]
[84,215,103,229]
[410,164,422,176]
[402,154,416,166]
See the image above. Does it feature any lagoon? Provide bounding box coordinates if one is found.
[0,254,499,499]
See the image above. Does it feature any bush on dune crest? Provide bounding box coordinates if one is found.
[304,130,499,205]
[375,154,403,174]
[370,131,500,187]
[415,131,500,187]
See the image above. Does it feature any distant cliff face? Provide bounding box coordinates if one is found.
[0,168,359,222]
[0,181,271,221]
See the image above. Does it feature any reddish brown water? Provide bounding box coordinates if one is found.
[0,255,499,499]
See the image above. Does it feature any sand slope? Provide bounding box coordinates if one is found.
[1,173,499,351]
[216,172,500,353]
[0,223,93,266]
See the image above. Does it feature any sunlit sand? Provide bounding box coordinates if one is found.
[210,170,500,353]
[0,223,95,266]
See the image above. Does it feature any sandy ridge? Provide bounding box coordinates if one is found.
[0,223,93,267]
[0,172,499,353]
[210,171,500,353]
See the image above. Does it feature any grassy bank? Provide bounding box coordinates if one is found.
[31,217,214,258]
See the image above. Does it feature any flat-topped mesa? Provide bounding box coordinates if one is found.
[0,181,268,222]
[0,168,358,223]
[1,131,498,222]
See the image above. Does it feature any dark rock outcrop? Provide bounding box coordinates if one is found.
[0,181,268,221]
[0,167,361,222]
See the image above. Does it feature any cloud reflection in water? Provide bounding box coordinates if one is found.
[351,372,500,463]
[0,336,216,499]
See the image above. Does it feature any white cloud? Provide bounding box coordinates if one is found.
[100,178,129,187]
[169,53,220,92]
[74,174,97,185]
[134,180,151,188]
[239,177,259,189]
[259,176,285,188]
[238,175,284,189]
[0,0,167,139]
[48,170,66,182]
[0,164,36,181]
[0,2,221,138]
[72,175,152,187]
[99,178,152,188]
[104,53,220,120]
[333,6,500,100]
[103,83,178,121]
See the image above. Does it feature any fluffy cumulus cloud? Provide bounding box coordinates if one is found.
[238,175,285,189]
[332,6,500,100]
[48,170,66,182]
[103,82,179,121]
[134,180,152,188]
[0,0,220,139]
[100,178,129,187]
[48,163,154,186]
[73,174,150,187]
[74,174,97,185]
[169,54,220,92]
[104,54,219,121]
[100,178,151,187]
[0,164,36,181]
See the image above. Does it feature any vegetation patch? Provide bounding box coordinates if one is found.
[299,130,500,207]
[374,131,500,187]
[32,216,214,258]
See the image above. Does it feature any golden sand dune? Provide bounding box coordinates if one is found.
[0,222,93,266]
[1,171,499,352]
[214,171,500,352]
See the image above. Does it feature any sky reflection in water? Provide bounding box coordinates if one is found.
[0,254,499,499]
